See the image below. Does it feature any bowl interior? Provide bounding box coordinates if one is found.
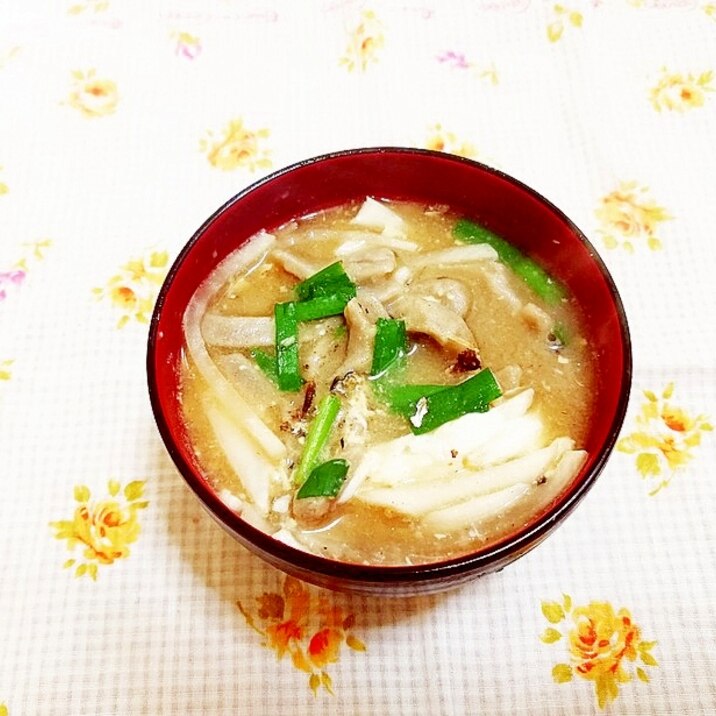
[148,148,630,593]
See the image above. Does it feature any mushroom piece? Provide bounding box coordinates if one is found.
[388,293,478,354]
[357,265,413,303]
[299,317,345,382]
[519,302,552,334]
[344,247,396,283]
[271,248,321,279]
[291,496,333,526]
[336,295,390,375]
[408,278,472,317]
[481,262,523,313]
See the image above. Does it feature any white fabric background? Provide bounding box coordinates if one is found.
[1,1,715,714]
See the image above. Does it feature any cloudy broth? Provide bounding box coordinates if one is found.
[180,199,597,565]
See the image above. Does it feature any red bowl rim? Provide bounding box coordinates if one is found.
[147,146,632,586]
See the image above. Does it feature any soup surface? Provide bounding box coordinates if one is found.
[180,198,597,565]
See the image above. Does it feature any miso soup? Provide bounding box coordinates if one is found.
[180,198,597,565]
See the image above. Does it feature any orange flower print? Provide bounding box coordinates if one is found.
[595,181,670,252]
[200,118,272,172]
[541,595,658,709]
[617,383,712,495]
[68,0,109,14]
[424,123,477,159]
[92,249,169,327]
[237,576,366,696]
[66,69,118,118]
[547,4,583,43]
[650,67,714,112]
[50,480,149,580]
[339,9,384,72]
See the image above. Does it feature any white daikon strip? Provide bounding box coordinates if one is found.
[357,437,574,517]
[272,527,310,552]
[218,488,273,533]
[271,248,323,279]
[546,449,587,485]
[350,197,406,236]
[423,483,530,532]
[357,266,413,303]
[411,244,498,267]
[462,413,544,469]
[202,314,274,347]
[338,389,534,502]
[204,401,286,514]
[214,353,280,422]
[515,450,588,525]
[184,231,286,461]
[335,235,418,256]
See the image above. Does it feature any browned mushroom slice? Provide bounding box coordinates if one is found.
[388,294,478,354]
[344,247,396,283]
[408,278,472,317]
[336,295,390,375]
[271,248,321,279]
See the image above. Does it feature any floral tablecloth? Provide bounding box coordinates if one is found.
[2,1,715,714]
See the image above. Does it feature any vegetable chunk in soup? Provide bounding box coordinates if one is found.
[180,198,596,565]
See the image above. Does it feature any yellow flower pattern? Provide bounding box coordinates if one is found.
[50,480,149,580]
[339,9,385,72]
[0,359,13,382]
[617,383,712,494]
[547,4,583,43]
[424,123,477,159]
[595,181,670,252]
[650,68,714,113]
[541,595,658,709]
[200,118,272,172]
[0,46,21,70]
[66,69,119,118]
[0,166,8,196]
[92,249,169,327]
[237,575,366,696]
[705,3,716,22]
[172,31,202,60]
[0,704,7,716]
[67,0,109,14]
